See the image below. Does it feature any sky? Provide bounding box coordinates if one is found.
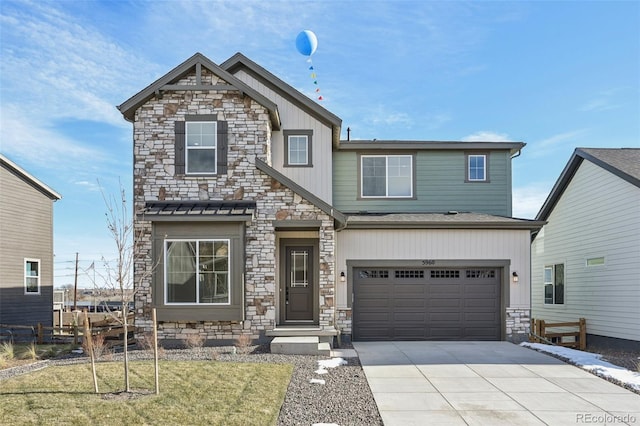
[1,0,639,288]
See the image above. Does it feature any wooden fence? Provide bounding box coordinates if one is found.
[530,318,586,350]
[0,312,136,347]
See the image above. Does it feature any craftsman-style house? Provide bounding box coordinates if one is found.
[118,53,543,347]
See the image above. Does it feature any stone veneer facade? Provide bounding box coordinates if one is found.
[132,69,336,343]
[505,307,530,343]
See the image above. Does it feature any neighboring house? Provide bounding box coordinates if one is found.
[118,52,543,345]
[0,154,61,329]
[532,148,640,350]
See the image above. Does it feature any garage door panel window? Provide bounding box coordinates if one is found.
[544,264,564,305]
[395,270,424,279]
[466,269,496,279]
[359,270,389,279]
[431,270,461,279]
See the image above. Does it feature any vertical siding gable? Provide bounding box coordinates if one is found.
[231,69,333,204]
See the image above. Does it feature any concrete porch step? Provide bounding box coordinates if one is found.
[270,336,331,356]
[266,326,338,346]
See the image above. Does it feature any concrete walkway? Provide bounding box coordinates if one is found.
[353,341,640,425]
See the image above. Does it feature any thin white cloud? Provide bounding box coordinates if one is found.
[0,106,107,171]
[74,181,101,192]
[1,2,150,127]
[580,87,627,112]
[531,129,589,158]
[366,105,414,127]
[512,183,552,219]
[462,131,512,142]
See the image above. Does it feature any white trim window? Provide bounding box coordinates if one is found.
[544,264,564,305]
[186,121,217,174]
[586,256,605,267]
[25,259,41,295]
[361,155,413,198]
[288,135,309,165]
[165,239,230,305]
[468,154,487,181]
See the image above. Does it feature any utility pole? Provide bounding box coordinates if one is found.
[73,252,79,311]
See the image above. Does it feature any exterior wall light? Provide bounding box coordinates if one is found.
[340,271,346,282]
[512,271,519,283]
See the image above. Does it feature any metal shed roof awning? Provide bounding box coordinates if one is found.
[140,200,256,222]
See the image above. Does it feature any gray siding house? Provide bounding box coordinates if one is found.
[119,53,543,345]
[0,154,61,328]
[532,148,640,350]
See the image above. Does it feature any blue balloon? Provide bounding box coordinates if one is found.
[296,30,318,56]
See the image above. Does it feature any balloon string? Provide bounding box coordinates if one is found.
[306,58,323,101]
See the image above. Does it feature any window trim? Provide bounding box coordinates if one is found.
[164,238,231,306]
[586,256,605,267]
[544,263,565,305]
[283,130,313,167]
[24,258,41,295]
[465,152,490,183]
[359,153,415,199]
[185,121,218,175]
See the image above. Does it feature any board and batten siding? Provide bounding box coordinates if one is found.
[232,69,333,204]
[333,150,512,215]
[335,228,530,309]
[532,160,640,342]
[0,165,55,326]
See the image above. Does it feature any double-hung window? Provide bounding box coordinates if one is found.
[25,259,40,294]
[186,121,217,174]
[361,155,413,198]
[544,263,564,305]
[284,130,313,167]
[467,154,487,182]
[165,239,230,305]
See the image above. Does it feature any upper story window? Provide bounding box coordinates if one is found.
[544,263,564,305]
[466,153,488,182]
[186,121,217,174]
[284,130,313,167]
[361,154,413,198]
[165,239,230,305]
[25,259,41,295]
[175,116,228,176]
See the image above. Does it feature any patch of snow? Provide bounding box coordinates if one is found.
[310,378,325,385]
[521,342,640,391]
[318,357,347,369]
[315,368,328,375]
[71,349,84,354]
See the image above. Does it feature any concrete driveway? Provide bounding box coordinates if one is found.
[353,341,640,425]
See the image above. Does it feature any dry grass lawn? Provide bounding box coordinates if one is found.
[0,360,292,426]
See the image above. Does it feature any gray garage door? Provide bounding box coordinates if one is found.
[353,267,501,341]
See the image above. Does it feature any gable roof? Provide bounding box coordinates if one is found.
[1,154,62,200]
[536,148,640,221]
[117,52,280,129]
[220,52,342,148]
